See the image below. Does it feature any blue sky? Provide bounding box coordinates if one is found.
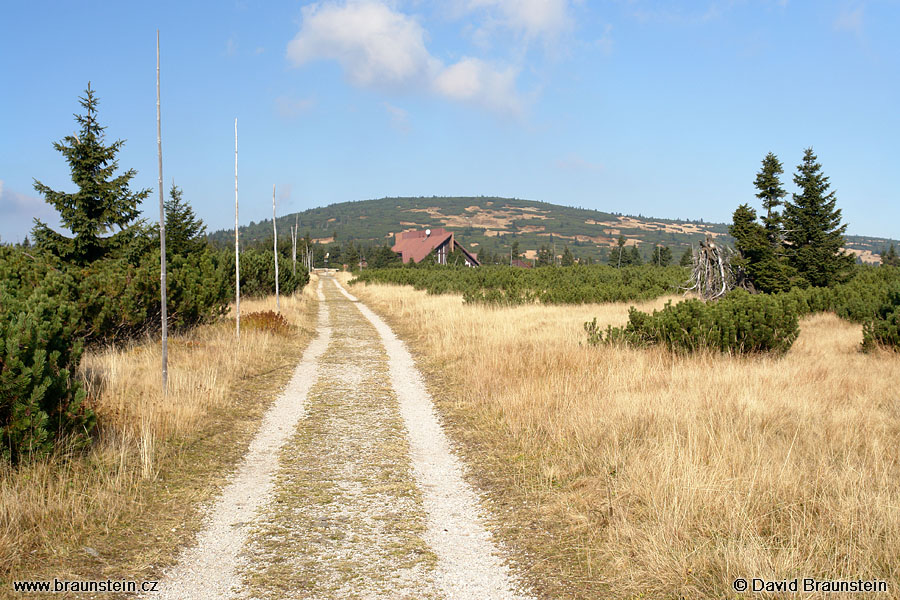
[2,0,898,243]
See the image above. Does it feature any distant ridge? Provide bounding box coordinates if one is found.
[208,196,894,264]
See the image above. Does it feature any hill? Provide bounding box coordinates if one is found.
[207,196,895,265]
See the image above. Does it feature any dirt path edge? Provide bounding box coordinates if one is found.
[149,281,331,600]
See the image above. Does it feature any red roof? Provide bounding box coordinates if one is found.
[392,228,453,263]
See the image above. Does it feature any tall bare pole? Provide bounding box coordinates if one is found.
[157,30,168,392]
[234,118,240,339]
[291,214,298,276]
[272,184,280,312]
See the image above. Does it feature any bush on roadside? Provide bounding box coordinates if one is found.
[1,270,95,463]
[230,248,309,300]
[76,248,232,341]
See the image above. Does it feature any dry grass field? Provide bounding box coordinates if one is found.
[349,277,900,599]
[0,275,319,591]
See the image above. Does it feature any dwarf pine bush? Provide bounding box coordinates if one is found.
[1,272,95,463]
[862,282,900,352]
[587,266,900,355]
[586,290,799,354]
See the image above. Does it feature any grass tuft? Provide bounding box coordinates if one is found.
[243,310,293,336]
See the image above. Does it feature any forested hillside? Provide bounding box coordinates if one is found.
[208,196,895,265]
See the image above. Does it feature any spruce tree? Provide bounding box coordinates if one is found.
[730,204,790,293]
[536,245,553,266]
[679,247,693,267]
[782,148,854,287]
[165,182,207,256]
[754,152,787,243]
[651,245,673,266]
[32,84,150,265]
[561,245,575,266]
[510,240,520,262]
[343,240,360,269]
[608,235,626,267]
[627,246,642,266]
[881,244,899,267]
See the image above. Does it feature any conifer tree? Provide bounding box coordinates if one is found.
[730,204,790,293]
[561,245,575,266]
[536,245,553,266]
[881,244,899,267]
[627,246,642,266]
[165,182,207,256]
[32,84,150,265]
[344,240,360,269]
[679,247,693,267]
[754,152,787,243]
[782,148,854,287]
[608,235,626,267]
[651,245,673,266]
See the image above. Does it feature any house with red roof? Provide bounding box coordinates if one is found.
[391,228,480,266]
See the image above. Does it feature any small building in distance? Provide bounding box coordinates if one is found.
[392,227,480,266]
[510,259,533,268]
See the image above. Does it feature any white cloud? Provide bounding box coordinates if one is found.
[433,57,522,114]
[834,6,864,36]
[464,0,573,41]
[0,182,58,243]
[286,1,439,88]
[286,1,526,115]
[275,95,315,119]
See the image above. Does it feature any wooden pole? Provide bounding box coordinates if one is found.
[157,30,168,392]
[234,118,240,339]
[272,184,280,312]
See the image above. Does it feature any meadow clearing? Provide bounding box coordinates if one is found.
[349,275,900,599]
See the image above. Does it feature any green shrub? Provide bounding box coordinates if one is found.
[862,283,900,352]
[1,272,95,463]
[75,248,232,342]
[587,290,799,354]
[230,248,309,299]
[586,266,900,355]
[353,264,686,305]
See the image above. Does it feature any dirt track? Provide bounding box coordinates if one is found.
[152,274,531,599]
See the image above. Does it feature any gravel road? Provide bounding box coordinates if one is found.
[151,274,531,599]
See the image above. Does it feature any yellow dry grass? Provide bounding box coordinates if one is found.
[351,280,900,599]
[0,274,319,587]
